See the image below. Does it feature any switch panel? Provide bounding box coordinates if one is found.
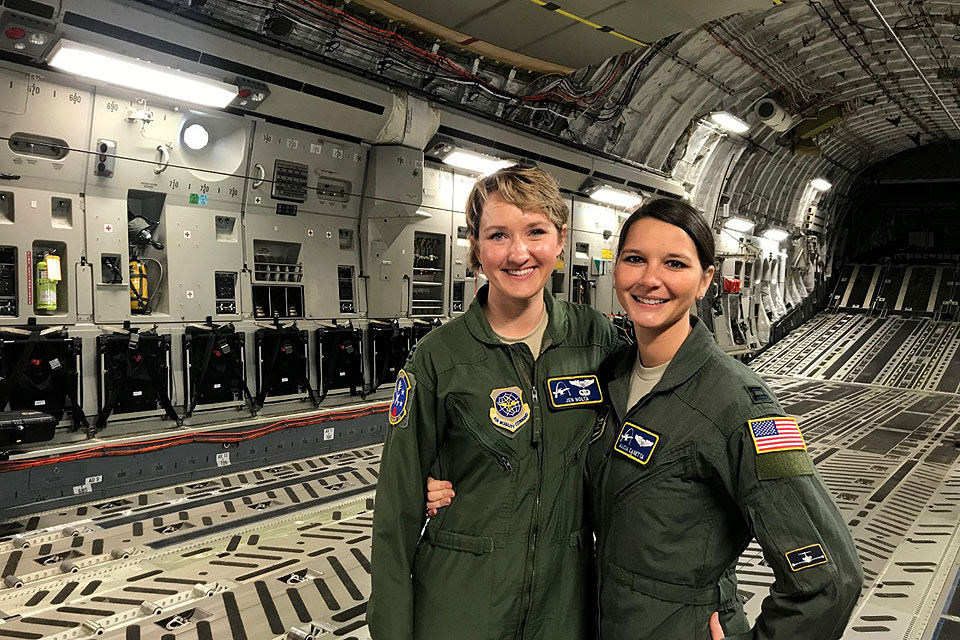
[0,246,15,316]
[214,271,237,315]
[271,159,309,203]
[337,265,355,314]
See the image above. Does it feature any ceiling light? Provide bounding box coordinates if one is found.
[182,123,210,150]
[587,185,643,209]
[441,149,514,176]
[761,227,790,242]
[709,111,750,134]
[811,178,832,191]
[28,33,47,47]
[47,40,237,108]
[723,217,755,232]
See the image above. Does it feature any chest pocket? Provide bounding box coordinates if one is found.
[608,444,711,583]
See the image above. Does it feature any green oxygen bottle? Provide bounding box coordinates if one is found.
[36,252,57,313]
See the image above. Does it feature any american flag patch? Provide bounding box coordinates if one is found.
[748,417,806,454]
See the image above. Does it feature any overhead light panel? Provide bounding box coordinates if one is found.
[723,217,755,233]
[441,149,514,176]
[761,227,790,242]
[586,185,643,209]
[709,111,750,134]
[47,40,237,108]
[810,178,832,191]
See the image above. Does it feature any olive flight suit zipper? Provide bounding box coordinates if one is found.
[595,389,658,640]
[509,338,551,640]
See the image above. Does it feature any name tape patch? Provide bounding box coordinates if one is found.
[748,416,806,454]
[388,370,411,426]
[786,544,828,572]
[614,422,660,465]
[489,387,530,433]
[547,375,603,409]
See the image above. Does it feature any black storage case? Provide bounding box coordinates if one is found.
[97,333,173,416]
[368,322,411,391]
[0,331,82,436]
[0,410,59,447]
[316,325,364,395]
[182,327,246,409]
[254,327,310,401]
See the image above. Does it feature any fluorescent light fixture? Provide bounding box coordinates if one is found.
[588,185,643,209]
[441,149,514,176]
[709,111,750,134]
[47,40,237,108]
[182,123,209,150]
[723,217,755,232]
[761,227,790,242]
[810,178,832,191]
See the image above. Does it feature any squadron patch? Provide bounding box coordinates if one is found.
[614,422,660,465]
[547,375,603,409]
[489,387,530,433]
[388,369,412,426]
[785,544,828,572]
[748,416,806,454]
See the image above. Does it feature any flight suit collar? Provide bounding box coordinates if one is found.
[606,315,715,420]
[464,284,569,348]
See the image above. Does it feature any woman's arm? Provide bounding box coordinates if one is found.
[368,366,444,640]
[718,415,864,640]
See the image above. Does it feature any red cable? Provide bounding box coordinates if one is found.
[0,404,390,473]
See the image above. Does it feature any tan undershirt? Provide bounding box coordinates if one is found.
[627,357,671,409]
[496,308,549,359]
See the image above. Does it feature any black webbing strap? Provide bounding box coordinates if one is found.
[254,330,284,409]
[301,365,319,408]
[221,335,256,415]
[141,342,180,425]
[375,325,400,391]
[95,347,130,431]
[186,330,218,417]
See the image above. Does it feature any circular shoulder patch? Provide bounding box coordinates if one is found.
[388,370,411,426]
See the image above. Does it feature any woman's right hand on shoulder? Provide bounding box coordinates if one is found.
[426,476,455,517]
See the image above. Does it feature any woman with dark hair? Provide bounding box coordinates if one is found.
[587,197,863,638]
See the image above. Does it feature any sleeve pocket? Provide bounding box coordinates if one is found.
[745,479,839,593]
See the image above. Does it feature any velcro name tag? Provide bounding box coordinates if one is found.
[547,375,603,409]
[614,422,660,465]
[786,544,828,572]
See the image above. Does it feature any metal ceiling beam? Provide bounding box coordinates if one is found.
[864,0,960,134]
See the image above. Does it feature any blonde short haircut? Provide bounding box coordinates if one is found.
[464,163,568,272]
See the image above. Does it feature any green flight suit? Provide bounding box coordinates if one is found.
[369,285,621,640]
[587,316,863,639]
